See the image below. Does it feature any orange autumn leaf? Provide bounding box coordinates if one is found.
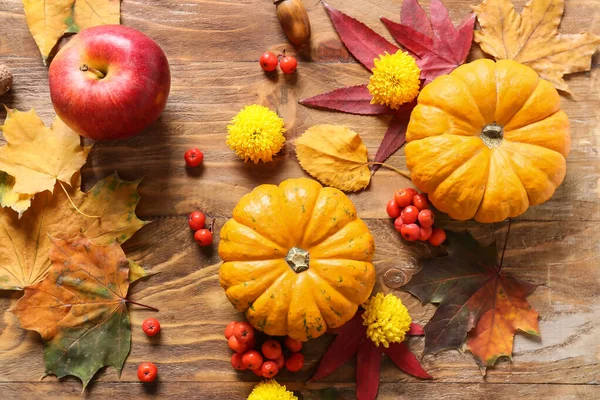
[12,235,144,389]
[402,230,540,371]
[473,0,600,93]
[467,275,539,368]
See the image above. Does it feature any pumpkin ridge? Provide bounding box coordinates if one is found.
[309,259,375,304]
[501,141,565,205]
[474,149,529,221]
[411,104,482,137]
[500,77,541,128]
[247,271,295,335]
[416,136,486,191]
[300,187,357,250]
[431,147,491,220]
[306,270,357,328]
[494,61,540,125]
[420,75,486,132]
[224,219,288,258]
[503,110,563,148]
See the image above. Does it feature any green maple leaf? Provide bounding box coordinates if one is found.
[12,235,154,389]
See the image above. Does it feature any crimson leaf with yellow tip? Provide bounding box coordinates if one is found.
[310,311,431,400]
[402,228,540,372]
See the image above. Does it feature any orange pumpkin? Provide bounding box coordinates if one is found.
[218,178,376,341]
[405,59,570,223]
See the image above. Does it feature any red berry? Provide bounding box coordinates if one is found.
[280,56,298,74]
[260,51,278,72]
[285,352,304,372]
[401,205,419,224]
[242,350,263,370]
[394,188,418,208]
[284,336,303,353]
[393,216,404,233]
[274,354,285,370]
[428,228,447,246]
[228,335,249,353]
[194,229,213,247]
[418,209,434,228]
[233,322,255,344]
[413,193,429,210]
[231,353,246,370]
[262,340,282,360]
[184,148,203,167]
[386,199,401,219]
[188,211,206,231]
[401,223,421,242]
[137,362,158,383]
[261,361,279,378]
[419,226,433,241]
[224,321,237,339]
[141,318,161,337]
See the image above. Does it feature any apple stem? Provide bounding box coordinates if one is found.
[80,64,105,79]
[59,181,101,219]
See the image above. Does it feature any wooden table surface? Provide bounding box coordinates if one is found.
[0,0,599,398]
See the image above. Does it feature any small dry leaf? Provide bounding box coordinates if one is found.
[295,124,370,192]
[0,108,92,207]
[473,0,600,93]
[22,0,120,61]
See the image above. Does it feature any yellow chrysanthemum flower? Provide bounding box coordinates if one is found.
[227,104,286,163]
[247,380,298,400]
[367,51,421,110]
[362,292,412,348]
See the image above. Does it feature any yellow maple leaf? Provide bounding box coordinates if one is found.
[22,0,120,61]
[295,124,371,192]
[0,108,92,206]
[0,172,31,216]
[0,174,147,290]
[473,0,600,93]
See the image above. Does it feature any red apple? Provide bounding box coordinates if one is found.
[49,25,171,140]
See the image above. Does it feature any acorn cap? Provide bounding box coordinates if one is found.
[0,65,13,95]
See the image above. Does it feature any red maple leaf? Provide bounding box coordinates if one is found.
[299,1,474,170]
[402,227,540,372]
[310,311,431,400]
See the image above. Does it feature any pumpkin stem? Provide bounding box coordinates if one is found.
[286,247,309,273]
[480,122,504,149]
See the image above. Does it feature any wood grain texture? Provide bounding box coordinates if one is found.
[0,0,599,398]
[0,382,599,400]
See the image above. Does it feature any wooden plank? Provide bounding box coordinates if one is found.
[1,219,598,385]
[1,0,599,396]
[0,57,596,221]
[0,1,598,222]
[0,381,598,400]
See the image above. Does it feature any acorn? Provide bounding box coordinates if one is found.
[0,65,12,95]
[274,0,311,46]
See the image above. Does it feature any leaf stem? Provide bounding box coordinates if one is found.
[366,162,411,180]
[59,181,101,219]
[125,299,159,312]
[498,218,512,271]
